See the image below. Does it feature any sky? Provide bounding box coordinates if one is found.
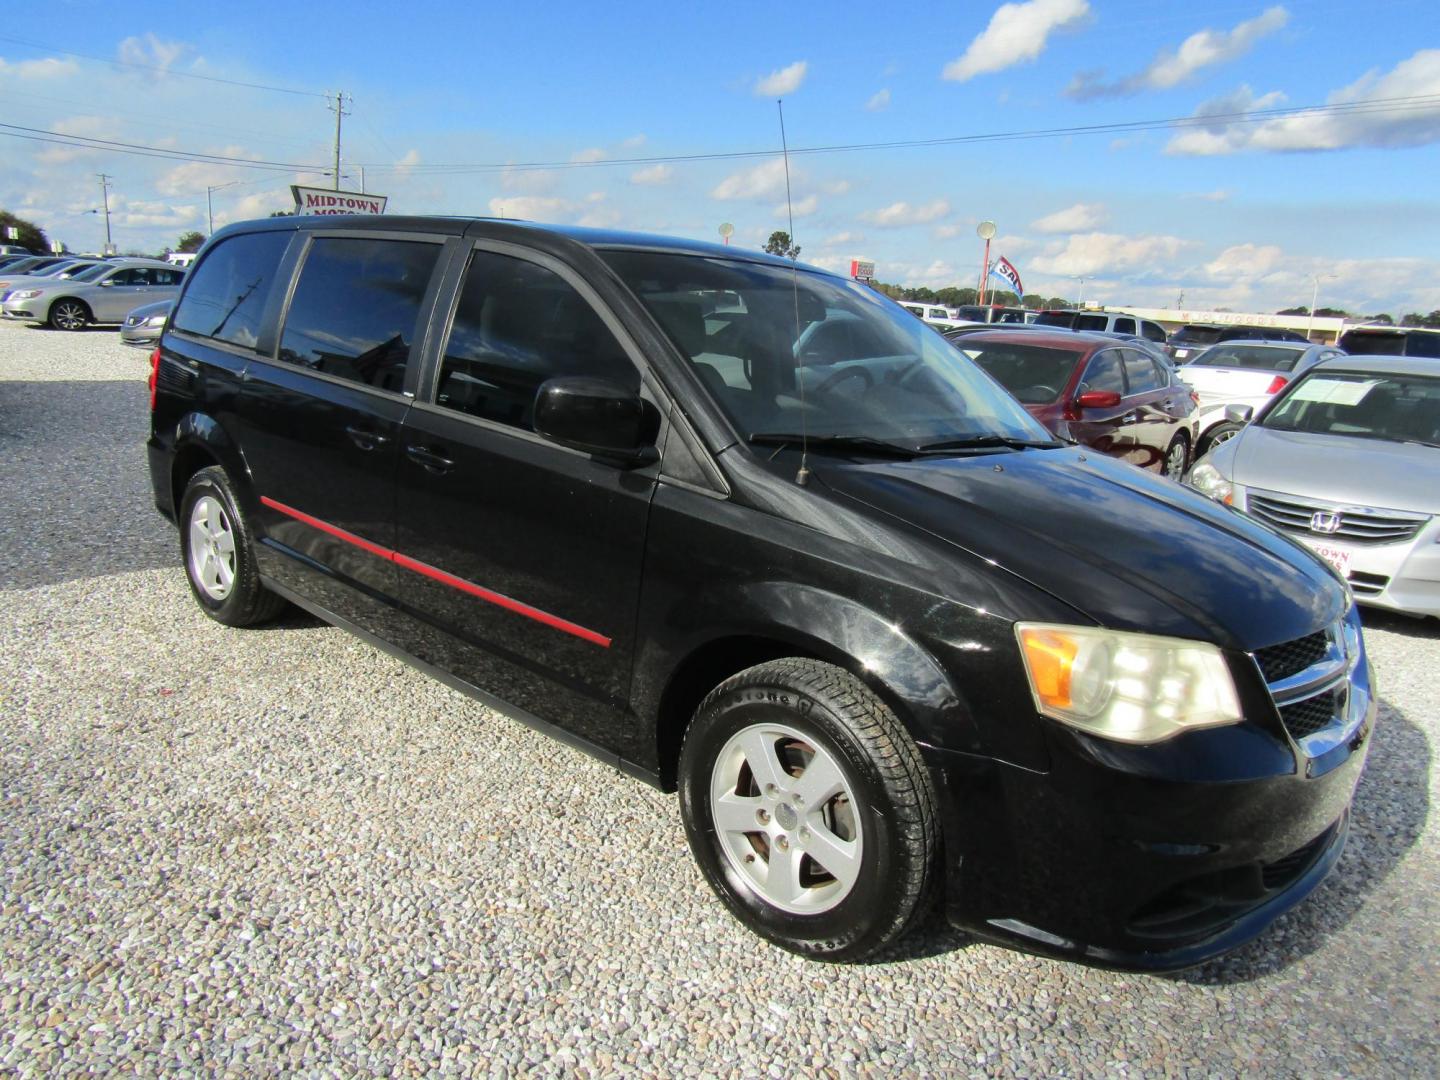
[2,0,1439,317]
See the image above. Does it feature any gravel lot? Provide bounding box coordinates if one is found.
[1,319,1437,1077]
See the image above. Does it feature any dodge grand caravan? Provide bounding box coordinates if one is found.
[148,216,1374,968]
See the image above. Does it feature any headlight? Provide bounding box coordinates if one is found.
[1016,623,1242,743]
[11,289,41,300]
[145,314,167,327]
[1186,461,1233,504]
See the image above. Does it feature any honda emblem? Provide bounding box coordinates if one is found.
[1310,511,1342,535]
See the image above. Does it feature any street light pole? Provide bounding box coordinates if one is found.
[206,182,241,236]
[1308,274,1321,341]
[976,220,997,307]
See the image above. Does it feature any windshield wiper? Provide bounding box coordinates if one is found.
[749,433,925,459]
[917,435,1064,452]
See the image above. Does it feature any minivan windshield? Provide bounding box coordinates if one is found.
[602,251,1055,451]
[1261,369,1440,446]
[1190,344,1305,371]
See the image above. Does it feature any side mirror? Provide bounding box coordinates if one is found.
[98,279,115,287]
[1224,404,1254,424]
[534,376,660,468]
[1076,390,1122,409]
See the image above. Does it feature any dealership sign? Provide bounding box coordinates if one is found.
[849,259,875,282]
[291,185,388,216]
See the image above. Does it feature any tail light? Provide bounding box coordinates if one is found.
[1265,375,1289,395]
[148,346,161,411]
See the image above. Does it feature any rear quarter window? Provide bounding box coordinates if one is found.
[171,231,291,349]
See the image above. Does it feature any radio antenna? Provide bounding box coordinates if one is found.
[777,98,810,487]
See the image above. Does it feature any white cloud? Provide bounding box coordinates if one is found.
[1067,7,1288,99]
[154,153,252,196]
[866,88,891,111]
[890,259,964,289]
[1030,231,1190,276]
[1182,188,1230,202]
[942,0,1090,82]
[774,194,819,218]
[630,163,673,186]
[571,147,606,163]
[115,198,197,229]
[621,134,647,148]
[487,195,578,222]
[933,223,965,240]
[862,199,951,227]
[500,166,560,193]
[822,231,864,246]
[712,158,791,201]
[0,57,78,79]
[754,60,808,96]
[1168,50,1440,155]
[1204,243,1286,277]
[394,149,421,178]
[1029,202,1108,233]
[117,33,189,76]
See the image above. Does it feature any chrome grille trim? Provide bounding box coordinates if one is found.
[1246,489,1428,545]
[1253,618,1363,754]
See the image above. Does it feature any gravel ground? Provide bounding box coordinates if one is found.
[1,320,1437,1077]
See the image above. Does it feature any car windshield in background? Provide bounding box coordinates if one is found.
[958,342,1086,404]
[1172,326,1224,346]
[601,251,1051,449]
[1191,344,1305,371]
[1262,370,1440,446]
[1034,312,1075,328]
[1339,330,1440,358]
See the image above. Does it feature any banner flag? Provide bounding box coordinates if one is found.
[989,255,1024,297]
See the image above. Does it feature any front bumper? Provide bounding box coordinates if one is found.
[927,629,1375,971]
[121,324,162,347]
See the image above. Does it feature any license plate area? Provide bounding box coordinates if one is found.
[1300,537,1352,576]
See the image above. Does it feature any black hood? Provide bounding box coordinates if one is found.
[817,447,1342,652]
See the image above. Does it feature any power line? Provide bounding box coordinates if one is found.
[0,32,328,98]
[2,91,1437,179]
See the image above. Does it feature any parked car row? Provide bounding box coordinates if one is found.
[144,213,1374,973]
[0,258,184,330]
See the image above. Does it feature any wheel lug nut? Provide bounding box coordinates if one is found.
[756,809,770,824]
[775,835,789,850]
[799,827,810,841]
[765,783,779,797]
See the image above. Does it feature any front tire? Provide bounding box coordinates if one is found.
[678,659,938,960]
[48,299,90,331]
[179,467,286,627]
[1197,422,1241,458]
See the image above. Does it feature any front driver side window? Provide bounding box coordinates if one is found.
[434,249,639,431]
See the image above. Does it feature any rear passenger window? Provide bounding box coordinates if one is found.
[278,237,440,392]
[1113,317,1136,335]
[433,249,638,431]
[1122,349,1161,393]
[172,231,291,349]
[1141,321,1167,343]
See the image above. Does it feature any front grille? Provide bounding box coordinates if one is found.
[1253,630,1329,683]
[1279,689,1343,741]
[1248,491,1427,545]
[1261,828,1332,890]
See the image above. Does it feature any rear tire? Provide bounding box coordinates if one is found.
[179,467,287,627]
[678,658,938,960]
[48,299,90,331]
[1162,434,1190,480]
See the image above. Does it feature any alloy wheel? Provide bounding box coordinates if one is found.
[187,495,238,601]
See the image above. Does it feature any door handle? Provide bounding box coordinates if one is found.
[405,444,455,473]
[1120,412,1140,424]
[344,425,391,451]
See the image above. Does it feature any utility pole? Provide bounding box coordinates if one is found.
[328,91,351,191]
[96,173,113,253]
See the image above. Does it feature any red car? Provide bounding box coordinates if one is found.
[952,329,1199,478]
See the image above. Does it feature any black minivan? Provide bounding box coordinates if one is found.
[148,216,1374,969]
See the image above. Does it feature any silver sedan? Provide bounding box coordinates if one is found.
[1187,355,1440,618]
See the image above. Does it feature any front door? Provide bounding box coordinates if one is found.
[391,243,659,754]
[237,232,447,632]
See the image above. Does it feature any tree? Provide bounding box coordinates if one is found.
[1276,306,1309,316]
[1369,313,1395,325]
[1044,297,1073,310]
[1021,293,1046,309]
[176,231,206,253]
[763,230,800,259]
[987,290,1019,307]
[0,210,49,253]
[1314,307,1349,318]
